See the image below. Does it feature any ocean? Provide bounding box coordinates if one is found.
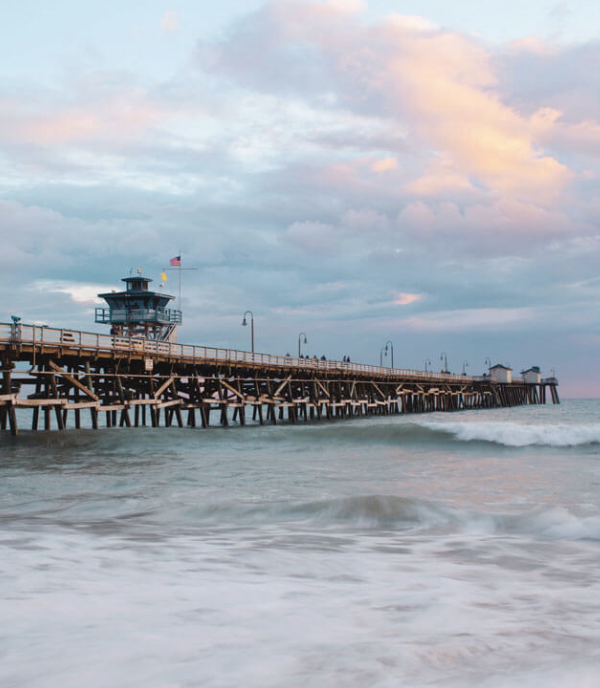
[1,399,600,687]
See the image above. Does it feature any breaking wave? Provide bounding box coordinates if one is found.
[6,494,600,544]
[137,495,600,541]
[284,419,600,448]
[289,496,600,540]
[419,421,600,447]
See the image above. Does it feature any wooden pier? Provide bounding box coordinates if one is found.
[0,322,560,436]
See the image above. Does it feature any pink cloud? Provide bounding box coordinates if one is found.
[404,159,476,197]
[222,3,574,205]
[532,107,600,158]
[371,157,397,173]
[393,292,422,306]
[0,93,166,147]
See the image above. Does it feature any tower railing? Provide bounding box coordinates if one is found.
[94,307,182,325]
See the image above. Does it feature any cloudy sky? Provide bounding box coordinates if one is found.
[2,0,600,396]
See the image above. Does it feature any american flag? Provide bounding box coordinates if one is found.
[170,255,181,266]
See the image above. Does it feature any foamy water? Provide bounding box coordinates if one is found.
[2,399,600,687]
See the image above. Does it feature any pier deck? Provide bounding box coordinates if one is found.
[0,322,559,436]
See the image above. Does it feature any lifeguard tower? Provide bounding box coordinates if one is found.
[95,272,182,341]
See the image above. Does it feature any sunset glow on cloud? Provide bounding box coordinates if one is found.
[393,293,422,306]
[1,0,600,396]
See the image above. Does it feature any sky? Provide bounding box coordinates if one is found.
[1,0,600,397]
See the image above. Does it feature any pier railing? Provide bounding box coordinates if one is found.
[1,322,475,382]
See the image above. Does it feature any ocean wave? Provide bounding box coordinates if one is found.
[419,421,600,447]
[294,497,600,540]
[283,419,600,448]
[158,495,600,541]
[6,494,600,542]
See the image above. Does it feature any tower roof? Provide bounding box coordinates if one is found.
[122,276,152,285]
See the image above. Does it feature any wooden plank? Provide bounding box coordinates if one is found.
[99,404,126,411]
[0,393,16,402]
[274,375,292,398]
[154,399,182,409]
[18,398,64,407]
[220,380,245,400]
[153,376,175,399]
[316,380,330,398]
[372,383,386,400]
[61,401,100,410]
[48,360,99,400]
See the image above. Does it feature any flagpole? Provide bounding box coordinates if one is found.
[164,254,197,318]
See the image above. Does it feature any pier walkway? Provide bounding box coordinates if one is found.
[0,322,559,436]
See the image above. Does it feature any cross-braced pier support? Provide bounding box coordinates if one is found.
[0,355,559,436]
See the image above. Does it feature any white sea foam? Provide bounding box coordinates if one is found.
[421,420,600,447]
[2,522,600,688]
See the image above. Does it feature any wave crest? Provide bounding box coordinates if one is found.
[183,496,600,541]
[420,421,600,447]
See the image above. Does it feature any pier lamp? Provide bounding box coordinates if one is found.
[440,352,448,374]
[10,315,21,341]
[298,332,307,358]
[384,341,394,369]
[424,358,431,372]
[241,311,254,354]
[380,346,387,367]
[462,360,469,375]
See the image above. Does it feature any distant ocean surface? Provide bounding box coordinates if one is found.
[2,399,600,688]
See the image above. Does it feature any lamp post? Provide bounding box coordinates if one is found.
[462,360,469,375]
[424,358,431,372]
[484,357,491,373]
[385,340,394,369]
[241,310,254,354]
[440,352,448,373]
[298,332,307,358]
[380,347,387,367]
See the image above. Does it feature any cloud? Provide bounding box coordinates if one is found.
[160,11,179,34]
[284,220,339,254]
[327,0,365,13]
[403,159,476,197]
[371,157,397,173]
[393,292,422,306]
[207,2,575,205]
[397,307,536,332]
[31,280,111,305]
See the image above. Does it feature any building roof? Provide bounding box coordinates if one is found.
[490,364,512,371]
[122,276,152,284]
[521,366,541,374]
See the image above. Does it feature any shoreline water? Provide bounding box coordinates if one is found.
[1,399,599,687]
